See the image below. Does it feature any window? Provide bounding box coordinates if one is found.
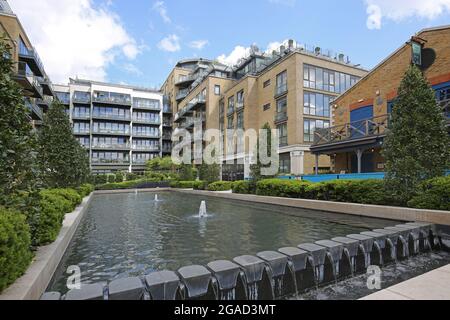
[304,119,330,142]
[228,96,235,114]
[227,116,234,129]
[214,85,221,95]
[279,153,291,174]
[304,92,332,117]
[277,123,288,146]
[237,112,244,129]
[263,79,271,88]
[276,96,287,114]
[303,64,361,93]
[263,103,271,111]
[276,71,287,96]
[236,90,244,108]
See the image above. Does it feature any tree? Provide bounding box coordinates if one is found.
[382,65,450,204]
[178,164,195,181]
[38,101,90,188]
[0,37,39,200]
[250,123,276,182]
[198,163,220,184]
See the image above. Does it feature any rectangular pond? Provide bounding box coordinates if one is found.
[49,191,401,293]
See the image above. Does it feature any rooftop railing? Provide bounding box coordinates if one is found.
[93,91,131,105]
[313,114,390,146]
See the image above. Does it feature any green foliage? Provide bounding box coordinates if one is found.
[169,181,200,189]
[198,163,220,184]
[107,174,116,184]
[408,176,450,211]
[146,156,179,172]
[125,172,138,181]
[77,184,94,198]
[193,181,207,190]
[94,175,107,185]
[95,178,165,190]
[36,192,69,245]
[383,65,450,204]
[37,101,90,188]
[178,164,195,181]
[0,37,39,198]
[256,179,310,198]
[208,181,233,191]
[250,123,275,182]
[0,207,33,293]
[115,172,124,183]
[232,180,253,194]
[43,188,82,207]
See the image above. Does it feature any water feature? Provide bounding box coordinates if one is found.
[46,191,449,299]
[154,194,159,202]
[198,200,207,218]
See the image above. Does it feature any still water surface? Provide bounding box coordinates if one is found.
[49,191,400,293]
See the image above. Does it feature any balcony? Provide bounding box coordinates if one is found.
[195,113,206,123]
[176,88,189,101]
[133,98,161,111]
[36,96,53,111]
[274,111,288,123]
[132,132,160,138]
[191,95,206,110]
[275,83,288,97]
[14,62,43,99]
[73,129,91,135]
[132,145,160,151]
[55,92,70,105]
[24,99,43,121]
[72,112,91,120]
[93,91,131,106]
[132,159,150,165]
[73,92,91,104]
[37,76,54,96]
[163,120,172,127]
[92,128,130,136]
[163,106,172,113]
[132,117,161,125]
[227,106,235,116]
[175,74,196,87]
[91,143,131,150]
[91,158,130,165]
[92,113,131,121]
[312,114,390,147]
[18,43,45,77]
[162,133,172,140]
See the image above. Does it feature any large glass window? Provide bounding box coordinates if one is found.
[237,112,244,129]
[304,119,330,142]
[279,153,291,174]
[303,64,360,94]
[277,123,288,146]
[276,70,287,95]
[304,92,332,117]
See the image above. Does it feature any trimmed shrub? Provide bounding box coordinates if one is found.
[256,179,310,198]
[95,178,165,190]
[107,174,116,184]
[208,181,233,191]
[408,176,450,211]
[77,184,94,198]
[0,208,33,293]
[193,181,207,190]
[232,181,253,194]
[115,172,124,183]
[94,175,107,185]
[126,173,138,181]
[170,181,198,189]
[43,188,82,208]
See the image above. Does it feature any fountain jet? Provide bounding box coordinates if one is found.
[199,201,207,218]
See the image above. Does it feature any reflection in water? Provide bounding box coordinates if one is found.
[49,191,400,293]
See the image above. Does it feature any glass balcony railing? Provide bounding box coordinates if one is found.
[133,98,161,110]
[91,158,130,164]
[72,112,90,119]
[275,83,288,96]
[17,62,43,97]
[18,42,45,76]
[92,112,131,120]
[132,117,160,124]
[176,88,189,101]
[55,92,70,105]
[163,106,172,113]
[91,143,130,150]
[93,91,131,105]
[275,111,288,123]
[132,145,160,151]
[73,92,91,104]
[92,128,130,135]
[132,131,160,138]
[73,129,91,134]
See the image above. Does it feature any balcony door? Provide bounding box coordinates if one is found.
[350,105,373,139]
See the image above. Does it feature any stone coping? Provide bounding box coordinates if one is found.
[94,188,171,195]
[175,189,450,226]
[0,194,93,300]
[360,264,450,300]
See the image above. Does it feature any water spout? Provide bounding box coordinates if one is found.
[154,194,159,202]
[198,201,207,218]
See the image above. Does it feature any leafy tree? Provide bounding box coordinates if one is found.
[37,101,90,188]
[146,156,178,173]
[250,123,276,182]
[0,37,39,200]
[178,164,195,181]
[198,163,220,184]
[383,65,450,204]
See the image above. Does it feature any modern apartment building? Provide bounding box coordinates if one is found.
[310,25,450,174]
[0,0,54,126]
[53,79,169,174]
[163,41,367,179]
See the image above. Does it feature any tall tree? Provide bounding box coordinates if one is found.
[38,101,90,188]
[0,37,39,200]
[383,65,450,204]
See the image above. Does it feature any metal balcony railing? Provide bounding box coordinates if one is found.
[133,99,161,110]
[132,117,160,124]
[91,143,130,150]
[132,145,160,151]
[73,129,91,134]
[175,74,196,86]
[91,158,130,165]
[73,92,91,104]
[275,111,288,123]
[132,131,160,138]
[176,88,189,101]
[92,113,131,121]
[92,128,130,135]
[72,112,91,119]
[313,114,390,146]
[93,91,131,105]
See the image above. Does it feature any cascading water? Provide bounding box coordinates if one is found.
[198,201,207,218]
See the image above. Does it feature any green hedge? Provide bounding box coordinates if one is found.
[408,176,450,211]
[42,188,82,207]
[256,179,311,198]
[96,178,165,190]
[193,181,207,190]
[170,181,197,189]
[208,181,233,191]
[77,184,94,198]
[232,181,253,194]
[0,208,33,293]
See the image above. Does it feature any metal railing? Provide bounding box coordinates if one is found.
[73,129,91,134]
[91,143,130,150]
[92,113,131,120]
[313,114,390,146]
[92,128,130,135]
[176,88,189,100]
[275,111,288,123]
[132,117,160,124]
[73,92,91,104]
[72,112,91,119]
[133,99,161,110]
[93,92,131,105]
[91,158,130,164]
[132,145,160,151]
[275,83,287,96]
[175,74,196,85]
[132,132,160,138]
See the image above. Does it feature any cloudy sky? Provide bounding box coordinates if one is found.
[8,0,450,88]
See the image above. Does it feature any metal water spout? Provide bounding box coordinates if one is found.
[199,201,207,218]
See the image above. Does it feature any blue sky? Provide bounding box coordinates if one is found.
[10,0,450,87]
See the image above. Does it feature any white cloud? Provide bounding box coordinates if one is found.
[189,40,209,50]
[268,0,297,6]
[157,34,181,52]
[123,63,143,76]
[9,0,141,83]
[152,1,171,24]
[365,0,450,30]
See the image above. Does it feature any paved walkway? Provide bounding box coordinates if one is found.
[360,264,450,300]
